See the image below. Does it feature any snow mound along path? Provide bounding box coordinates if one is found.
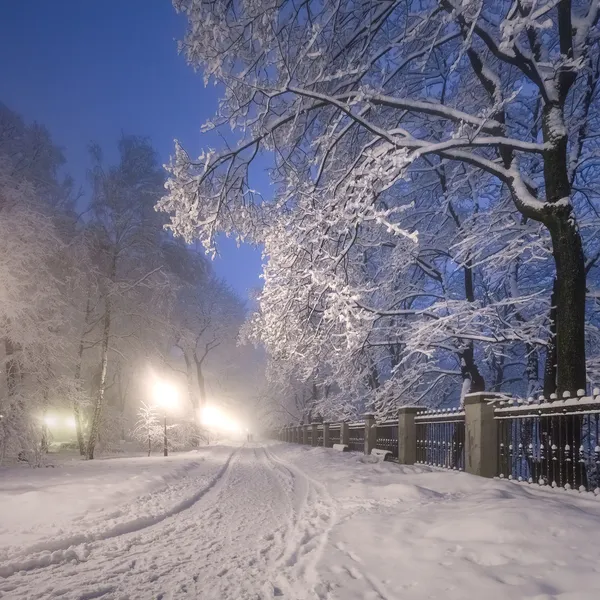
[274,444,600,600]
[0,446,235,576]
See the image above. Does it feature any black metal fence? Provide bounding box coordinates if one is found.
[317,425,324,446]
[375,421,398,459]
[270,392,600,497]
[495,395,600,492]
[415,409,465,470]
[328,425,341,446]
[348,423,364,452]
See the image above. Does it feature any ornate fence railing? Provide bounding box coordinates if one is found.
[415,409,465,470]
[495,392,600,493]
[272,392,600,497]
[317,425,324,446]
[328,424,341,447]
[348,423,365,453]
[375,420,398,459]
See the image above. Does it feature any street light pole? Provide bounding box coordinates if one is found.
[151,377,178,458]
[163,413,168,457]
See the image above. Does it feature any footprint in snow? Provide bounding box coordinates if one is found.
[273,585,284,596]
[346,566,363,580]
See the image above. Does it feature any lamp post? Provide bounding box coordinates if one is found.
[152,379,178,458]
[162,413,168,456]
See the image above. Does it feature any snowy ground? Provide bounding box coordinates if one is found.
[1,443,599,600]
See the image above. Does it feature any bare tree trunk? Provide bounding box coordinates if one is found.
[40,392,49,456]
[72,293,93,455]
[1,338,23,464]
[459,344,485,393]
[5,338,21,395]
[115,365,129,441]
[73,342,87,456]
[179,351,196,410]
[459,258,485,397]
[86,306,110,459]
[540,73,587,395]
[546,214,587,395]
[366,355,380,391]
[194,357,207,409]
[491,350,505,391]
[86,298,112,460]
[525,345,539,397]
[182,351,202,446]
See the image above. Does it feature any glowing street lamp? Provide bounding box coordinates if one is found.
[152,379,178,457]
[43,415,58,428]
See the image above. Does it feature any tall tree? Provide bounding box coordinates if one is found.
[84,136,168,458]
[162,0,600,398]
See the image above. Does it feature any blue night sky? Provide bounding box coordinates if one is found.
[0,0,264,302]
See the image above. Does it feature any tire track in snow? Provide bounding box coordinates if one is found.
[126,444,296,600]
[0,445,298,600]
[262,446,339,600]
[0,446,239,580]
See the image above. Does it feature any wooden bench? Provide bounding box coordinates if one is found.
[371,448,393,461]
[333,444,349,452]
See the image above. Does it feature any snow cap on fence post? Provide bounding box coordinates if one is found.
[311,422,319,447]
[323,422,330,448]
[340,421,350,446]
[363,413,376,455]
[464,392,498,478]
[302,424,309,445]
[397,406,420,465]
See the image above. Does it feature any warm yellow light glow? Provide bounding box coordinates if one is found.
[200,405,242,433]
[43,415,57,428]
[152,380,179,411]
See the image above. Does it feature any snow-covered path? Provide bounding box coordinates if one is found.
[0,445,337,599]
[2,442,600,599]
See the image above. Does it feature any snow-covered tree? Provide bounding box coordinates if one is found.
[160,0,600,412]
[0,104,266,460]
[80,137,174,458]
[0,155,73,461]
[132,401,163,456]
